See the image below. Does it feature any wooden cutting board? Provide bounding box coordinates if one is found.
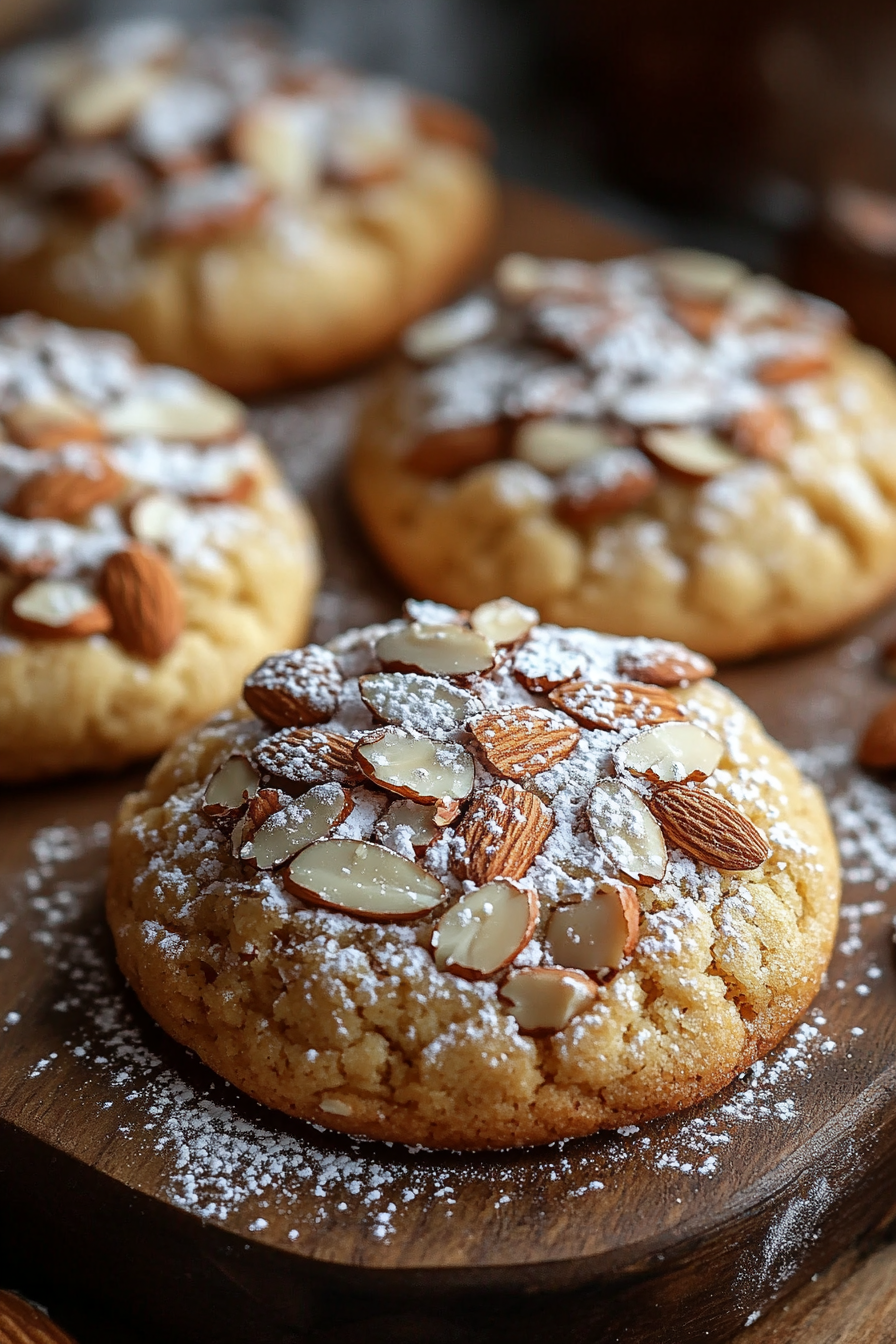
[2,186,896,1344]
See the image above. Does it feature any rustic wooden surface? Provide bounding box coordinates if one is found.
[2,185,896,1344]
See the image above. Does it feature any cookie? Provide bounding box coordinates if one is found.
[0,313,319,781]
[107,601,839,1149]
[349,250,896,661]
[0,21,497,393]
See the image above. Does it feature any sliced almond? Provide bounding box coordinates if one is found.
[667,294,725,341]
[549,678,685,731]
[642,427,740,482]
[500,966,598,1033]
[354,728,475,805]
[409,94,493,154]
[202,753,260,824]
[52,159,147,221]
[244,646,343,729]
[375,798,441,856]
[494,253,602,304]
[546,888,640,974]
[239,782,352,870]
[102,380,244,443]
[512,419,611,475]
[512,630,588,692]
[402,598,465,625]
[253,727,364,788]
[358,671,479,736]
[730,402,792,462]
[555,447,658,526]
[402,295,497,364]
[4,396,104,449]
[6,579,112,640]
[756,352,830,385]
[588,778,668,885]
[230,788,284,856]
[655,249,747,302]
[7,454,124,521]
[376,622,495,677]
[469,598,538,648]
[614,721,723,784]
[229,95,326,198]
[451,780,554,885]
[616,643,715,687]
[128,491,193,547]
[54,65,166,139]
[433,880,538,980]
[100,544,183,661]
[647,784,769,871]
[283,838,444,921]
[469,706,580,780]
[154,166,268,243]
[858,697,896,769]
[403,421,507,477]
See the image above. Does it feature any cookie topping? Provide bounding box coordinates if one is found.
[549,678,685,732]
[587,779,668,886]
[451,781,554,885]
[238,783,352,871]
[545,887,640,974]
[469,706,581,780]
[647,785,770,871]
[202,753,260,824]
[283,837,445,920]
[376,621,496,676]
[500,967,598,1032]
[614,720,723,784]
[358,671,478,737]
[432,879,538,979]
[353,727,475,805]
[243,646,343,728]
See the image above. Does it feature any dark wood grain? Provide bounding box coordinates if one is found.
[2,184,896,1344]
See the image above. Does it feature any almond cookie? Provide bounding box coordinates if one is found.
[107,601,839,1149]
[349,250,896,661]
[0,313,319,780]
[0,21,497,393]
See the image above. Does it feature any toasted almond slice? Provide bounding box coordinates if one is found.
[493,252,547,302]
[402,598,465,625]
[229,95,326,198]
[7,454,124,521]
[555,447,658,526]
[202,753,260,824]
[7,580,112,640]
[756,352,830,385]
[376,622,495,677]
[230,788,284,856]
[128,491,193,547]
[54,65,166,139]
[511,629,588,692]
[588,778,668,885]
[614,721,723,784]
[4,396,104,449]
[253,727,364,788]
[494,253,603,304]
[244,646,343,729]
[102,380,244,443]
[647,783,769,870]
[500,966,598,1033]
[642,427,740,482]
[433,879,538,980]
[353,728,475,805]
[546,888,640,974]
[451,780,554,885]
[359,671,479,736]
[100,544,183,661]
[730,402,792,461]
[616,643,715,687]
[154,166,268,242]
[858,696,896,769]
[667,294,725,341]
[655,249,747,302]
[505,367,595,424]
[375,798,441,856]
[469,598,538,648]
[239,782,352,870]
[469,706,580,780]
[283,838,445,920]
[404,421,507,477]
[512,419,610,475]
[409,94,494,154]
[402,295,497,364]
[550,678,685,731]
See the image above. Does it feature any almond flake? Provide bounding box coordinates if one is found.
[7,579,112,640]
[402,295,497,364]
[402,598,465,626]
[642,427,740,482]
[100,544,183,661]
[512,419,614,475]
[403,421,507,478]
[451,781,554,885]
[229,95,326,198]
[469,597,538,647]
[614,721,722,784]
[244,646,343,728]
[230,789,284,856]
[433,879,538,980]
[353,728,474,804]
[500,966,598,1033]
[655,249,746,301]
[239,783,352,870]
[469,706,580,780]
[283,838,445,920]
[588,779,668,885]
[128,492,192,548]
[358,671,479,737]
[756,352,830,385]
[555,447,658,526]
[545,887,640,973]
[375,799,441,856]
[730,402,792,461]
[8,453,124,520]
[253,728,364,789]
[549,678,685,732]
[667,294,724,341]
[102,380,244,443]
[376,622,495,677]
[202,754,260,825]
[4,396,104,449]
[616,643,715,687]
[648,784,770,870]
[512,629,589,692]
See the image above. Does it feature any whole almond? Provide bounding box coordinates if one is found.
[243,646,343,728]
[253,727,365,788]
[404,421,507,477]
[858,695,896,770]
[648,784,770,871]
[616,643,715,688]
[451,781,554,884]
[0,1290,77,1343]
[549,678,685,731]
[8,455,124,521]
[100,544,184,661]
[469,706,580,780]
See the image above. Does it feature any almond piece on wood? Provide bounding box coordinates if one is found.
[616,642,715,687]
[469,597,538,648]
[549,678,685,732]
[402,295,497,363]
[730,402,792,461]
[403,420,508,477]
[409,94,494,155]
[667,294,725,341]
[756,351,831,385]
[555,447,658,526]
[6,579,112,641]
[588,778,668,885]
[642,427,740,483]
[102,379,244,443]
[239,783,352,869]
[230,788,284,856]
[100,544,184,661]
[648,784,770,870]
[202,753,260,825]
[7,455,124,521]
[353,727,475,805]
[469,706,580,780]
[0,1289,78,1344]
[451,780,554,885]
[359,671,479,736]
[376,622,495,677]
[546,887,640,974]
[614,721,723,785]
[4,396,104,449]
[244,646,343,728]
[500,966,598,1033]
[253,727,365,788]
[655,249,747,302]
[512,418,611,474]
[858,696,896,770]
[433,879,539,980]
[283,838,444,920]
